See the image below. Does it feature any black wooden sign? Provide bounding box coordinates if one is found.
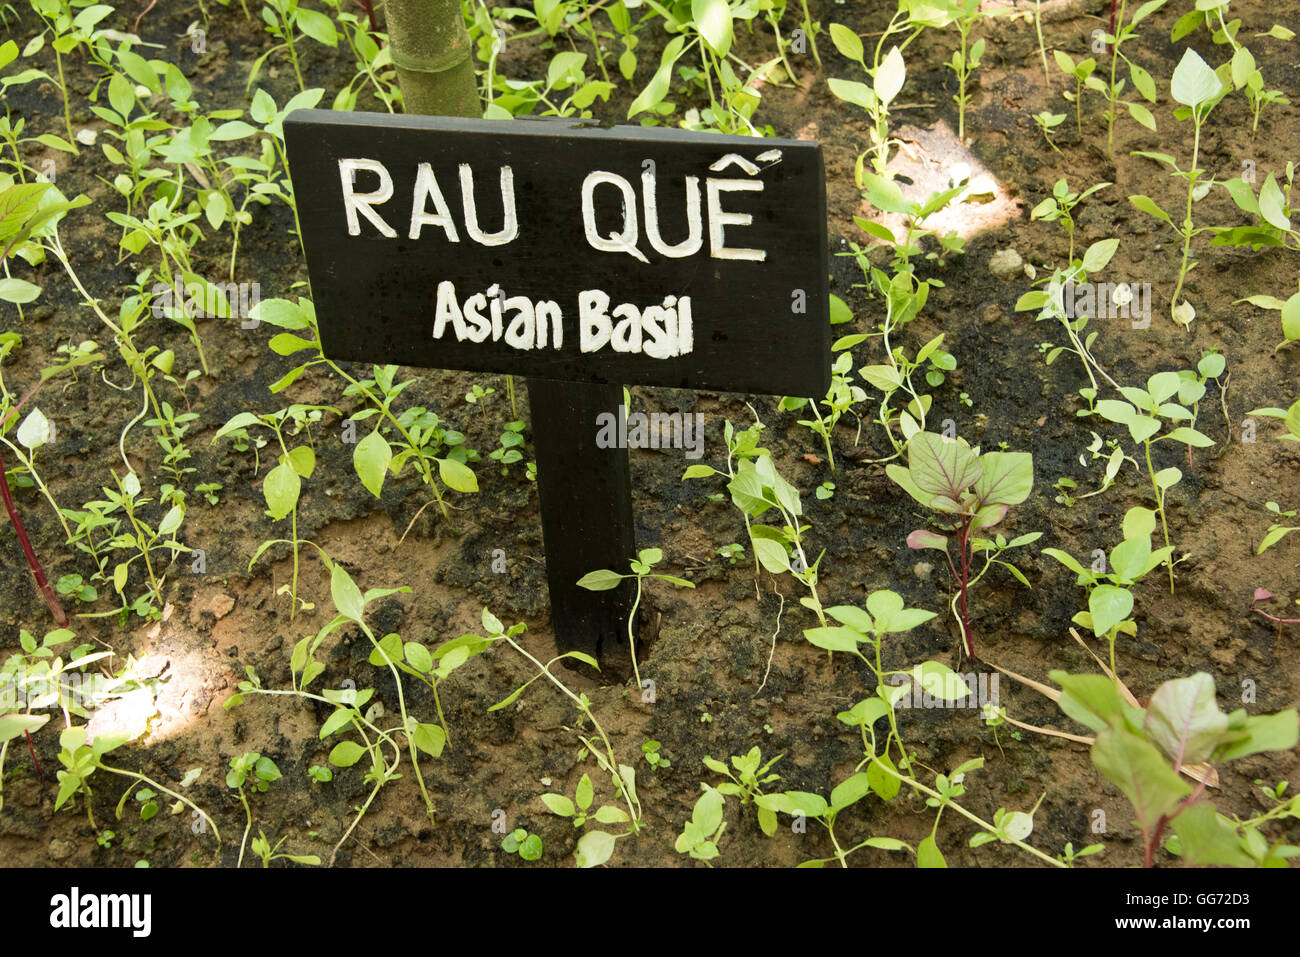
[283,110,830,663]
[284,111,829,397]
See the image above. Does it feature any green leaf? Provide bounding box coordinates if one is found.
[1280,293,1300,343]
[438,456,478,493]
[540,793,575,817]
[268,333,315,355]
[1081,238,1120,273]
[250,298,308,329]
[577,569,624,591]
[576,773,594,811]
[518,834,543,861]
[0,712,49,744]
[593,805,628,825]
[318,709,353,739]
[1109,535,1151,582]
[1164,427,1214,448]
[691,0,733,56]
[330,563,365,622]
[1257,174,1291,231]
[1170,48,1223,107]
[328,741,366,767]
[908,661,972,702]
[1213,710,1298,762]
[0,277,41,304]
[294,7,338,46]
[1052,671,1133,733]
[411,722,445,758]
[906,431,981,502]
[874,46,906,106]
[1089,584,1133,637]
[830,772,872,812]
[828,23,864,63]
[575,829,616,868]
[1129,194,1173,226]
[353,429,391,498]
[974,451,1034,508]
[1144,673,1228,767]
[750,536,790,574]
[917,835,947,868]
[1168,802,1254,866]
[368,632,402,667]
[261,462,300,520]
[213,411,263,442]
[627,35,684,118]
[802,626,862,654]
[1091,723,1191,836]
[404,642,433,672]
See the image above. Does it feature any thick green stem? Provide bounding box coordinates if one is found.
[386,0,481,118]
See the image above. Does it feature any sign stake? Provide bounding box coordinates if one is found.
[527,378,636,662]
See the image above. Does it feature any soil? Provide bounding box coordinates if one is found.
[0,0,1297,869]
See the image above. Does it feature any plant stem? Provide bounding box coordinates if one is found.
[1170,115,1202,318]
[0,443,68,626]
[627,575,643,690]
[99,762,220,845]
[236,786,251,867]
[1143,439,1175,593]
[1034,1,1049,83]
[1105,0,1127,157]
[359,618,437,824]
[54,48,75,147]
[871,757,1068,867]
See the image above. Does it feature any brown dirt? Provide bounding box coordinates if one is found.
[0,0,1297,869]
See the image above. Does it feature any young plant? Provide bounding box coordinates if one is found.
[226,751,282,868]
[249,298,480,529]
[1098,0,1164,155]
[213,404,339,619]
[1043,506,1173,679]
[577,547,695,690]
[364,628,490,747]
[1127,48,1228,324]
[95,471,188,622]
[641,740,670,770]
[888,431,1036,660]
[1033,111,1065,154]
[488,419,526,476]
[827,26,907,178]
[810,590,953,787]
[1053,49,1096,134]
[501,827,543,862]
[1052,671,1298,866]
[249,829,321,868]
[675,784,727,864]
[250,0,341,92]
[1091,367,1218,591]
[1258,502,1299,555]
[703,746,782,835]
[944,0,998,142]
[1171,0,1293,135]
[485,608,643,867]
[682,412,769,582]
[53,726,218,843]
[227,562,443,865]
[777,343,868,474]
[541,771,631,832]
[724,448,827,624]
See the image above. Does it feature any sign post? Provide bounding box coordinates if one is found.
[284,111,829,660]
